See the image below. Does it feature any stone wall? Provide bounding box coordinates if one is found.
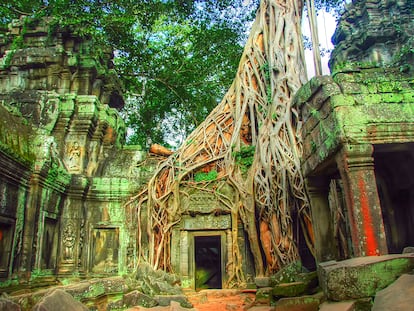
[0,17,153,287]
[296,0,414,264]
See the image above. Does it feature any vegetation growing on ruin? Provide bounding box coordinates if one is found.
[1,0,347,149]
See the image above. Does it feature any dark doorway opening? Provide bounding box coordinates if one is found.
[194,235,222,291]
[374,144,414,253]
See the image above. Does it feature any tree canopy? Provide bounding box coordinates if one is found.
[0,0,345,149]
[1,0,261,149]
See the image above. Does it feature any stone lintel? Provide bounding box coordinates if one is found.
[182,214,231,230]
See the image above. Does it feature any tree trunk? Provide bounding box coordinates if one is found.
[129,0,314,285]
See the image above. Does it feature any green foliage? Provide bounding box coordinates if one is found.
[0,1,345,149]
[0,0,260,149]
[120,1,260,148]
[30,269,53,281]
[233,144,255,173]
[194,169,218,182]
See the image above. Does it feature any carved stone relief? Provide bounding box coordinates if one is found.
[62,220,76,261]
[65,141,82,172]
[182,214,231,230]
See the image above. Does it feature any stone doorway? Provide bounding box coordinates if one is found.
[194,235,222,291]
[374,143,414,253]
[0,219,14,278]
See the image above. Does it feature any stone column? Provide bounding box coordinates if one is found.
[19,173,42,280]
[336,144,388,256]
[306,176,337,263]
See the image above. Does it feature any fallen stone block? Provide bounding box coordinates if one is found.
[31,289,88,311]
[319,254,414,301]
[318,301,355,311]
[255,277,271,288]
[0,297,21,311]
[154,295,192,308]
[126,301,195,311]
[123,290,158,308]
[273,292,323,311]
[372,274,414,311]
[402,246,414,254]
[272,282,307,298]
[270,261,304,286]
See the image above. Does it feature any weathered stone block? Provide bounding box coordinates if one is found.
[402,246,414,254]
[123,290,158,308]
[154,295,192,308]
[319,254,414,301]
[270,261,303,286]
[273,292,323,311]
[31,289,88,311]
[0,297,21,311]
[372,274,414,311]
[272,282,307,298]
[254,277,270,288]
[318,301,355,311]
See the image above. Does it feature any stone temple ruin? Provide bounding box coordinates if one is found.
[0,17,154,282]
[0,0,413,310]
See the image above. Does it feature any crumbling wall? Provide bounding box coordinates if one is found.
[296,0,414,263]
[0,17,152,287]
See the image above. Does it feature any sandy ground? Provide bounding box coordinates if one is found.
[126,289,274,311]
[186,289,272,311]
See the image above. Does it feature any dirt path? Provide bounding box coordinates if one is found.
[186,289,272,311]
[126,289,274,311]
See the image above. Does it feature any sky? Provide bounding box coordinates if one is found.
[302,9,337,78]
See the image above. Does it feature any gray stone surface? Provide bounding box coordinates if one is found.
[0,297,21,311]
[31,289,88,311]
[273,293,322,311]
[318,301,355,311]
[272,281,307,298]
[372,274,414,311]
[125,301,196,311]
[319,254,414,301]
[123,290,158,308]
[402,246,414,254]
[154,295,192,308]
[255,277,271,288]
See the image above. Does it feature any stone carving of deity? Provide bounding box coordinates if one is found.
[63,222,76,260]
[68,142,81,170]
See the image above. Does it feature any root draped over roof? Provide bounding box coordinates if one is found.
[128,0,315,287]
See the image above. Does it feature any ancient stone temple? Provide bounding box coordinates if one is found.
[297,0,414,263]
[0,17,153,285]
[0,0,414,309]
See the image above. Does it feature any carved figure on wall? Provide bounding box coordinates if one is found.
[63,221,75,260]
[67,142,81,170]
